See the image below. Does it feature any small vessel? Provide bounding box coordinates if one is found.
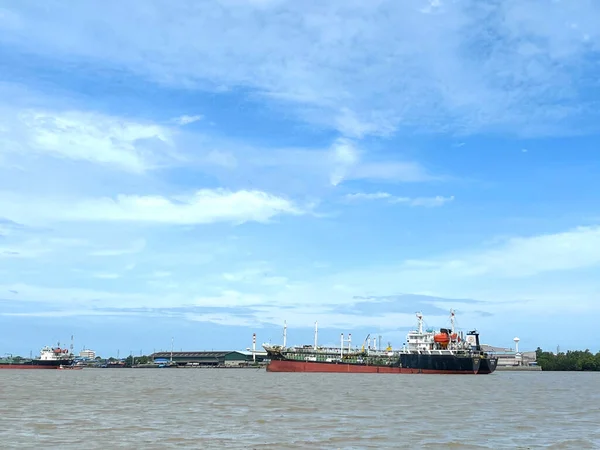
[102,360,126,368]
[57,365,83,370]
[263,310,497,375]
[0,345,75,370]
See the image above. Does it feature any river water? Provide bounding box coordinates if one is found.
[1,369,598,449]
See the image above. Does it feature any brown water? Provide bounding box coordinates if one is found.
[1,369,599,449]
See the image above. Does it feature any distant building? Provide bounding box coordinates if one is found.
[150,350,266,367]
[481,344,537,367]
[79,349,96,360]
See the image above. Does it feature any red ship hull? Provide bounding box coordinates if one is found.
[266,359,478,374]
[0,364,62,370]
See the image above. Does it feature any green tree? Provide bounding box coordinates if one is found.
[535,348,600,371]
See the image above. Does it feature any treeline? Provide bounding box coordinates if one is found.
[125,355,151,366]
[536,348,600,371]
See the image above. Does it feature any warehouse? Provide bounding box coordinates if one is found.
[481,345,538,367]
[150,350,266,367]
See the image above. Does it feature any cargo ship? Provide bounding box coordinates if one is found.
[0,344,75,369]
[263,310,497,374]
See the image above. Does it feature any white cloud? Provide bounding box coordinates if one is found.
[222,268,289,286]
[346,192,393,201]
[1,109,176,172]
[4,225,600,326]
[0,246,47,258]
[352,162,436,183]
[316,225,600,309]
[184,312,258,328]
[0,220,24,237]
[0,235,54,259]
[329,138,359,186]
[333,107,397,139]
[1,1,597,136]
[90,239,147,257]
[150,271,172,279]
[0,310,133,318]
[0,189,304,225]
[92,273,121,279]
[172,115,203,126]
[204,150,238,168]
[401,196,454,207]
[328,138,432,186]
[346,192,454,207]
[451,226,600,278]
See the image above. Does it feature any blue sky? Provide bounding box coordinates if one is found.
[1,0,600,357]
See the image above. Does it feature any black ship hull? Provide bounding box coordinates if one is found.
[477,356,498,374]
[399,353,481,374]
[0,359,74,369]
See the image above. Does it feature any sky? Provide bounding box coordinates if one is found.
[1,0,600,357]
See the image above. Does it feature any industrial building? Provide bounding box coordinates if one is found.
[149,350,267,367]
[79,349,96,360]
[482,337,538,368]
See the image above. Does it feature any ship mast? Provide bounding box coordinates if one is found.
[283,320,287,348]
[450,309,455,334]
[313,321,318,350]
[416,312,423,334]
[340,333,352,357]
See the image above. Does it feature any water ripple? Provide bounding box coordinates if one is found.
[0,370,599,448]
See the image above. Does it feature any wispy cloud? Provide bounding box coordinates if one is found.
[3,223,600,338]
[0,189,305,225]
[320,225,600,308]
[0,218,25,237]
[1,1,598,137]
[1,1,599,352]
[346,192,454,207]
[90,239,146,257]
[329,138,433,185]
[422,225,600,279]
[92,273,121,280]
[172,115,203,126]
[221,267,289,287]
[1,109,176,172]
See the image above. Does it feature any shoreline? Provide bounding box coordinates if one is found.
[496,365,542,371]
